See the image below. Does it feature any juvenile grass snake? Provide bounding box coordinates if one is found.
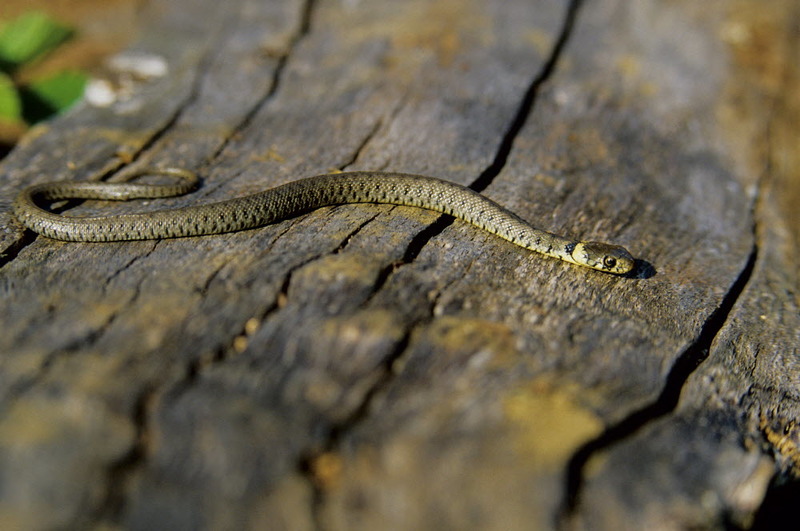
[13,168,635,274]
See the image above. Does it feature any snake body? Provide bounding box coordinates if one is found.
[13,168,635,274]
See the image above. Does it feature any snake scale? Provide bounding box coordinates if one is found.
[13,168,635,274]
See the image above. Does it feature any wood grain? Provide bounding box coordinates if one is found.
[0,0,797,529]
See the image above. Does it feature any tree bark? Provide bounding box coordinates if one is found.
[0,0,797,529]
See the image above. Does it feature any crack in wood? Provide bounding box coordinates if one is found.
[295,2,589,526]
[206,0,319,165]
[338,90,410,172]
[300,327,414,531]
[93,385,158,526]
[557,34,781,517]
[0,225,36,268]
[751,476,800,529]
[297,248,492,529]
[430,254,479,317]
[1,295,128,408]
[331,212,383,254]
[364,0,584,299]
[101,242,160,293]
[559,244,759,524]
[472,0,584,194]
[197,218,301,295]
[337,117,386,170]
[742,97,799,524]
[170,208,381,399]
[77,4,322,521]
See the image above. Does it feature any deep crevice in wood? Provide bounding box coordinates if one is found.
[333,212,383,254]
[560,244,759,522]
[83,4,322,520]
[206,0,319,165]
[338,117,385,171]
[338,90,409,174]
[102,242,160,292]
[296,1,588,524]
[751,476,800,530]
[1,296,127,408]
[368,0,584,299]
[157,209,382,427]
[94,385,157,526]
[471,0,583,194]
[301,328,415,530]
[0,225,36,269]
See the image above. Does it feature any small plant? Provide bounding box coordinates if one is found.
[0,11,87,129]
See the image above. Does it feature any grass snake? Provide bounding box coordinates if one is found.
[13,167,635,274]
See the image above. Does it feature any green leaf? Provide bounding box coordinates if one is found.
[0,71,21,120]
[27,70,87,111]
[21,70,87,123]
[0,12,74,70]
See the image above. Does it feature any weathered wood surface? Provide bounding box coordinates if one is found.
[0,0,797,529]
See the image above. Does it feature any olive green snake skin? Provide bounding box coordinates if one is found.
[13,167,635,274]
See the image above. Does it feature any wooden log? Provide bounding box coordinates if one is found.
[0,0,797,529]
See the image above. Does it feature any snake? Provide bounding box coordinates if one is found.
[12,167,635,274]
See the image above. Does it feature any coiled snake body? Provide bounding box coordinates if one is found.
[13,168,635,274]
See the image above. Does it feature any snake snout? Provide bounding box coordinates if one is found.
[577,241,636,274]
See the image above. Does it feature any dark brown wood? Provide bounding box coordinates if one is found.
[0,0,797,529]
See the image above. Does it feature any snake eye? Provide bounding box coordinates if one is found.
[603,256,617,269]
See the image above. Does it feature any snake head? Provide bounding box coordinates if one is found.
[572,242,635,275]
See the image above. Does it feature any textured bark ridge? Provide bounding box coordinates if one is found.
[0,0,798,529]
